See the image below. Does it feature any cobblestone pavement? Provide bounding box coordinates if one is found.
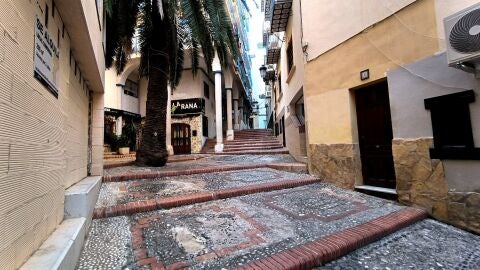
[321,219,480,270]
[104,154,297,177]
[77,154,480,269]
[96,168,312,208]
[78,183,405,269]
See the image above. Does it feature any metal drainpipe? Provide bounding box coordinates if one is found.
[87,90,93,176]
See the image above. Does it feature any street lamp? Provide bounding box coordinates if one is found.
[259,65,267,81]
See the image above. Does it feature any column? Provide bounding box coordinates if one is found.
[166,84,174,155]
[233,99,239,130]
[213,54,223,152]
[115,116,123,136]
[91,92,104,176]
[226,88,234,140]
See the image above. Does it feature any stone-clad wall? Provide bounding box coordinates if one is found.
[448,192,480,234]
[392,138,448,219]
[393,138,480,234]
[308,144,361,189]
[172,115,203,154]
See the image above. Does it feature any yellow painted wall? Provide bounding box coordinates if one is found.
[304,0,439,145]
[0,0,104,268]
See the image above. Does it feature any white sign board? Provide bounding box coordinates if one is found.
[34,16,59,97]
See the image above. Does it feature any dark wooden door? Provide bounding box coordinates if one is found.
[281,116,286,147]
[172,123,191,155]
[355,80,396,188]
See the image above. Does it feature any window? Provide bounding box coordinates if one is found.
[204,82,210,99]
[124,79,139,97]
[278,74,282,94]
[295,96,305,125]
[286,39,294,73]
[425,90,480,159]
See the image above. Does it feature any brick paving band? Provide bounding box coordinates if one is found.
[104,155,210,169]
[103,163,306,182]
[93,177,322,219]
[104,160,136,169]
[236,208,428,270]
[103,163,270,182]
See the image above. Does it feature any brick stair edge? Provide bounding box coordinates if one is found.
[236,207,428,270]
[92,177,322,219]
[102,163,269,182]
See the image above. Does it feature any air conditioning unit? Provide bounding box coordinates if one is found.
[266,90,272,97]
[444,3,480,73]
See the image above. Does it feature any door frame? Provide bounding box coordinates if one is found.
[171,123,191,155]
[351,78,396,189]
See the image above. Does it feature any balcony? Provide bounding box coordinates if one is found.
[264,0,292,33]
[270,0,292,33]
[265,34,282,65]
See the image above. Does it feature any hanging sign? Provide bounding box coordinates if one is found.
[34,16,60,98]
[171,98,205,115]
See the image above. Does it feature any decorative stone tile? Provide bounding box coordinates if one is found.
[322,219,480,270]
[263,188,369,221]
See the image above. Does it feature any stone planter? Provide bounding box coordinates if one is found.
[118,147,130,155]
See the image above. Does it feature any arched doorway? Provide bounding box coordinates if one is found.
[172,123,191,155]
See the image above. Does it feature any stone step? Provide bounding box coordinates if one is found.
[223,145,284,152]
[239,208,428,270]
[233,135,274,139]
[226,138,279,144]
[104,153,136,159]
[210,149,290,155]
[93,177,322,219]
[224,143,283,149]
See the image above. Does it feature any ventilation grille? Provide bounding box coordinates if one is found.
[449,8,480,53]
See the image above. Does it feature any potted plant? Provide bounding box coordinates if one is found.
[117,134,130,155]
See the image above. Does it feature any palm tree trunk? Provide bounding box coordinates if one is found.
[136,20,170,166]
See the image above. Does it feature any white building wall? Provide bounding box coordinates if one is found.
[0,0,104,268]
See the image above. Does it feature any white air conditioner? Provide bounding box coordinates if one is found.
[444,3,480,72]
[266,90,272,97]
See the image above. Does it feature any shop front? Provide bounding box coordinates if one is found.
[171,98,209,154]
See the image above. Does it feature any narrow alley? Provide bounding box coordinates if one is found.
[77,130,480,269]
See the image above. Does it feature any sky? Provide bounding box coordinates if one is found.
[246,0,267,128]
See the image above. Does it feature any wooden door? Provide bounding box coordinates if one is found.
[355,80,396,188]
[172,123,191,155]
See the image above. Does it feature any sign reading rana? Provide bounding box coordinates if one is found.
[171,98,205,115]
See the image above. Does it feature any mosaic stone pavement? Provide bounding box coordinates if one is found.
[78,183,407,269]
[96,168,312,208]
[321,219,480,270]
[77,154,480,269]
[103,154,297,177]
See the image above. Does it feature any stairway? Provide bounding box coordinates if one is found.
[202,129,289,155]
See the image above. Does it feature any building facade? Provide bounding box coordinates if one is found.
[0,0,105,268]
[263,0,480,233]
[104,0,255,155]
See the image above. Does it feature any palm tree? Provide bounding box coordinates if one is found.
[104,0,238,166]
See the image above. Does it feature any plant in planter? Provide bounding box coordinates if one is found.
[117,134,131,155]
